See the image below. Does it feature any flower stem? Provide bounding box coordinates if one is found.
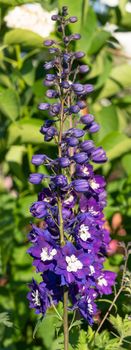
[63,287,69,350]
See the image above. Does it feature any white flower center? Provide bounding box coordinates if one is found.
[89,206,99,216]
[87,297,93,314]
[32,289,41,306]
[83,166,89,175]
[89,179,99,190]
[64,195,74,205]
[40,247,57,261]
[79,224,91,241]
[98,276,108,287]
[89,265,95,275]
[66,254,83,272]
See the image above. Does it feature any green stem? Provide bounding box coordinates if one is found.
[63,288,69,350]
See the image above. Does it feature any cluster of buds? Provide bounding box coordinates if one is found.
[27,6,116,325]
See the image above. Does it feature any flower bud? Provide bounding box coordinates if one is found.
[32,155,46,166]
[88,122,100,133]
[59,157,70,168]
[73,152,88,164]
[80,114,94,125]
[29,174,43,184]
[44,40,55,47]
[69,105,80,113]
[91,147,107,163]
[38,103,50,111]
[72,179,89,192]
[66,137,79,147]
[69,16,78,23]
[79,65,89,73]
[75,51,85,59]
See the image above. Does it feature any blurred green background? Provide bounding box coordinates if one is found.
[0,0,131,349]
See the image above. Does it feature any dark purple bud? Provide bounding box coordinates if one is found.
[72,83,84,92]
[77,100,86,109]
[51,14,59,21]
[69,105,80,114]
[38,103,50,110]
[68,128,85,138]
[61,81,70,89]
[53,175,68,187]
[44,61,54,70]
[80,140,94,152]
[91,147,107,163]
[70,33,81,40]
[44,40,55,47]
[84,84,94,93]
[73,152,88,164]
[75,51,85,59]
[59,157,70,168]
[32,155,46,166]
[46,74,56,81]
[66,137,79,147]
[29,173,43,184]
[62,6,68,16]
[64,36,70,44]
[72,179,89,192]
[49,103,61,116]
[58,25,62,32]
[69,16,78,23]
[46,89,59,98]
[80,114,94,125]
[63,53,72,63]
[44,127,57,141]
[88,122,100,133]
[43,120,54,128]
[79,65,89,73]
[30,201,47,218]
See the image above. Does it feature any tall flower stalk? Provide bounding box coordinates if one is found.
[27,6,116,349]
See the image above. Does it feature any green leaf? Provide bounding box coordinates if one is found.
[4,29,43,48]
[109,314,131,339]
[7,118,44,145]
[0,88,20,120]
[96,106,119,142]
[87,30,110,55]
[5,145,26,164]
[0,312,13,328]
[77,6,97,52]
[122,154,131,175]
[21,60,35,86]
[95,55,112,89]
[99,132,131,162]
[99,64,131,98]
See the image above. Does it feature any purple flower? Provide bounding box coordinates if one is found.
[27,279,50,314]
[56,242,91,284]
[97,271,117,295]
[27,6,116,325]
[30,201,48,218]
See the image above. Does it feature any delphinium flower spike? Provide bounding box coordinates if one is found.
[27,6,116,349]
